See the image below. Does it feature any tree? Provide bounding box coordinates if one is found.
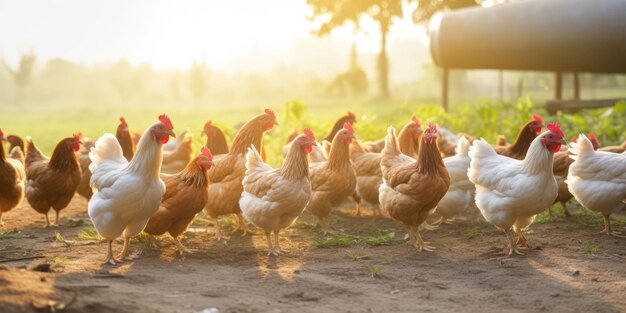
[412,0,478,23]
[2,51,36,103]
[308,0,403,99]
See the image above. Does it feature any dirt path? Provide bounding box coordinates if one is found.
[1,196,625,313]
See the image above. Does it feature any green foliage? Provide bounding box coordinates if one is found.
[368,265,382,278]
[464,230,482,239]
[78,226,105,242]
[582,240,600,254]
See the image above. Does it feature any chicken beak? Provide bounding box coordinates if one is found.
[274,121,279,126]
[169,130,176,138]
[558,138,567,145]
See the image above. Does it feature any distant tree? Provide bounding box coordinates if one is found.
[2,51,36,103]
[308,0,403,99]
[412,0,478,23]
[189,61,209,107]
[327,43,368,97]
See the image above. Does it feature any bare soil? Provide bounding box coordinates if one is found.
[1,196,625,313]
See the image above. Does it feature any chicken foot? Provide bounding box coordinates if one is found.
[115,236,132,260]
[212,217,230,241]
[103,240,122,265]
[148,235,161,249]
[432,216,454,226]
[602,214,626,237]
[174,237,194,255]
[514,227,531,250]
[265,232,282,256]
[273,231,288,254]
[407,225,435,252]
[504,229,525,256]
[352,193,362,216]
[318,217,331,234]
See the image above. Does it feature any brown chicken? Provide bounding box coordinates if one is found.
[379,123,450,251]
[322,111,357,142]
[494,114,544,159]
[495,135,508,147]
[351,116,422,216]
[25,134,82,227]
[203,109,278,240]
[144,147,214,254]
[306,123,356,233]
[0,129,26,226]
[6,135,25,164]
[202,120,230,155]
[600,139,626,154]
[551,134,599,217]
[75,140,95,200]
[161,132,194,174]
[117,117,136,161]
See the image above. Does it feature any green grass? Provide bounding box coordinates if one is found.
[54,231,72,247]
[465,230,482,239]
[368,265,382,278]
[0,229,21,239]
[311,234,359,248]
[582,240,601,254]
[345,249,363,261]
[77,225,105,242]
[362,231,399,246]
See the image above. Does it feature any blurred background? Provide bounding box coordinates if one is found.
[0,0,624,165]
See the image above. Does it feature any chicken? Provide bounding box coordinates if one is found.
[322,111,357,142]
[282,130,327,163]
[600,139,626,154]
[202,120,230,156]
[550,134,598,217]
[306,123,356,233]
[75,141,95,200]
[144,147,214,255]
[24,134,82,227]
[117,117,136,161]
[88,114,176,265]
[495,135,507,147]
[468,122,566,255]
[351,116,422,216]
[437,134,457,158]
[6,135,25,165]
[161,132,194,174]
[433,136,473,225]
[494,114,543,159]
[163,129,189,152]
[566,134,626,237]
[379,123,450,251]
[203,109,278,240]
[0,129,25,226]
[240,129,316,256]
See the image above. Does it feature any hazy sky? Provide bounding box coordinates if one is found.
[0,0,427,70]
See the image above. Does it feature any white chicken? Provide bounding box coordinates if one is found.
[468,122,566,255]
[88,114,176,265]
[566,134,626,236]
[163,129,188,152]
[240,129,316,256]
[434,136,473,225]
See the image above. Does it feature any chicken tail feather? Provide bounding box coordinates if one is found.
[245,144,264,172]
[89,133,125,172]
[24,136,45,165]
[455,136,471,157]
[568,134,594,161]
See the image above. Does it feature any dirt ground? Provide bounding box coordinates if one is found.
[1,196,625,313]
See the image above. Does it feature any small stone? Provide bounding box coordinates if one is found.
[591,277,599,282]
[572,270,580,277]
[550,293,560,298]
[31,263,52,273]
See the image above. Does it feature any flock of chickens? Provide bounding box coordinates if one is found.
[0,109,625,264]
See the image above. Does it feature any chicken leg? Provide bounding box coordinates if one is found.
[432,216,454,226]
[103,240,122,265]
[514,228,531,250]
[318,217,330,234]
[174,236,193,255]
[43,212,52,228]
[116,236,131,260]
[408,225,435,252]
[148,235,161,249]
[233,214,250,236]
[273,231,286,254]
[213,217,230,241]
[265,232,281,256]
[54,210,60,226]
[504,229,525,256]
[602,214,625,237]
[352,193,362,216]
[0,212,4,227]
[561,201,571,217]
[372,204,382,217]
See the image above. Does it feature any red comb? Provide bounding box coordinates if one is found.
[532,113,543,124]
[303,128,315,141]
[588,133,597,142]
[0,128,4,137]
[120,117,127,127]
[546,122,564,139]
[204,120,212,129]
[427,122,437,133]
[343,122,354,134]
[159,114,174,130]
[201,146,213,160]
[73,133,82,140]
[571,135,578,143]
[264,108,276,119]
[348,111,356,120]
[411,115,421,128]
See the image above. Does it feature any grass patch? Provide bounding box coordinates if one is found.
[582,240,600,254]
[0,229,21,239]
[362,231,398,246]
[54,231,72,247]
[465,230,482,239]
[78,225,105,242]
[64,218,87,228]
[50,256,68,267]
[368,265,382,278]
[346,249,362,261]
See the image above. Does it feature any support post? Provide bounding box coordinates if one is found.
[572,72,580,99]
